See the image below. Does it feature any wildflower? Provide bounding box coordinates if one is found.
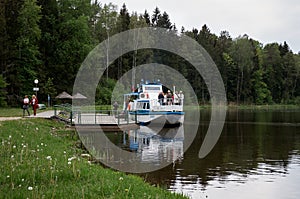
[125,189,129,192]
[41,143,44,146]
[22,178,24,182]
[28,186,33,191]
[46,156,52,161]
[8,135,12,139]
[68,161,71,165]
[11,155,14,159]
[63,151,66,154]
[68,156,76,162]
[13,145,16,149]
[7,175,10,178]
[119,177,124,181]
[81,153,91,158]
[35,127,39,131]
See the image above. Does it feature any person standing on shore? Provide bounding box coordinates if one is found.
[30,95,38,116]
[22,95,30,117]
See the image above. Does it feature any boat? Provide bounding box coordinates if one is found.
[122,125,184,163]
[123,81,184,126]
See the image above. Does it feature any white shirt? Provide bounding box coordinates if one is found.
[23,98,29,104]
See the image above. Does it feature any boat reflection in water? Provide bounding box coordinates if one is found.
[118,125,184,164]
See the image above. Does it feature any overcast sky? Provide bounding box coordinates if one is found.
[100,0,300,53]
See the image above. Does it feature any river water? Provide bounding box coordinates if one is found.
[106,109,300,199]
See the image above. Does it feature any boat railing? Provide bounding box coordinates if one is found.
[156,98,184,106]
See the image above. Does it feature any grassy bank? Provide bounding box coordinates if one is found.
[0,118,187,198]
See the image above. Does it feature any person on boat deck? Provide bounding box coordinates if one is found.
[179,91,184,105]
[167,90,173,105]
[158,92,164,105]
[127,100,134,111]
[174,91,179,105]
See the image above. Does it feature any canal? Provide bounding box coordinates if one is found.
[105,108,300,199]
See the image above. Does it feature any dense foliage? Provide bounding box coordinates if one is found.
[1,0,299,106]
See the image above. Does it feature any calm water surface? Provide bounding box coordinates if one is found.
[106,109,300,199]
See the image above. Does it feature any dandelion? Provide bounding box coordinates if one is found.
[28,186,33,191]
[125,189,129,192]
[41,143,44,146]
[11,155,14,159]
[46,156,52,161]
[68,157,76,162]
[35,127,39,131]
[8,135,12,139]
[119,177,124,181]
[7,175,10,178]
[68,161,71,165]
[22,178,24,182]
[63,151,66,154]
[13,145,16,149]
[19,184,22,188]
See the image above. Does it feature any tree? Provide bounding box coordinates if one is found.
[143,10,151,26]
[50,0,94,93]
[157,11,172,29]
[16,0,41,95]
[252,69,272,104]
[262,43,284,103]
[229,35,256,104]
[1,0,25,96]
[43,77,56,105]
[117,3,130,32]
[151,7,160,26]
[0,75,8,107]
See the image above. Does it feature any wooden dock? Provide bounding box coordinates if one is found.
[51,106,137,129]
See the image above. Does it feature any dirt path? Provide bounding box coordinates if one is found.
[0,117,22,121]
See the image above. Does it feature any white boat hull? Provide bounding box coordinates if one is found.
[129,111,184,125]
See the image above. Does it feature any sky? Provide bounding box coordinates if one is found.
[99,0,300,53]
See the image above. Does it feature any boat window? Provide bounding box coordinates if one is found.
[144,86,161,93]
[136,102,150,110]
[143,102,150,109]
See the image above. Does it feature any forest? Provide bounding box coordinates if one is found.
[0,0,299,106]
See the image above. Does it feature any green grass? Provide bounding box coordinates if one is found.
[0,118,188,199]
[0,108,25,117]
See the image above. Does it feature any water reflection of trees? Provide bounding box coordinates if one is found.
[139,110,300,190]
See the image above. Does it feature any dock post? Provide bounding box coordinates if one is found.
[118,110,120,125]
[70,111,73,125]
[54,106,57,116]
